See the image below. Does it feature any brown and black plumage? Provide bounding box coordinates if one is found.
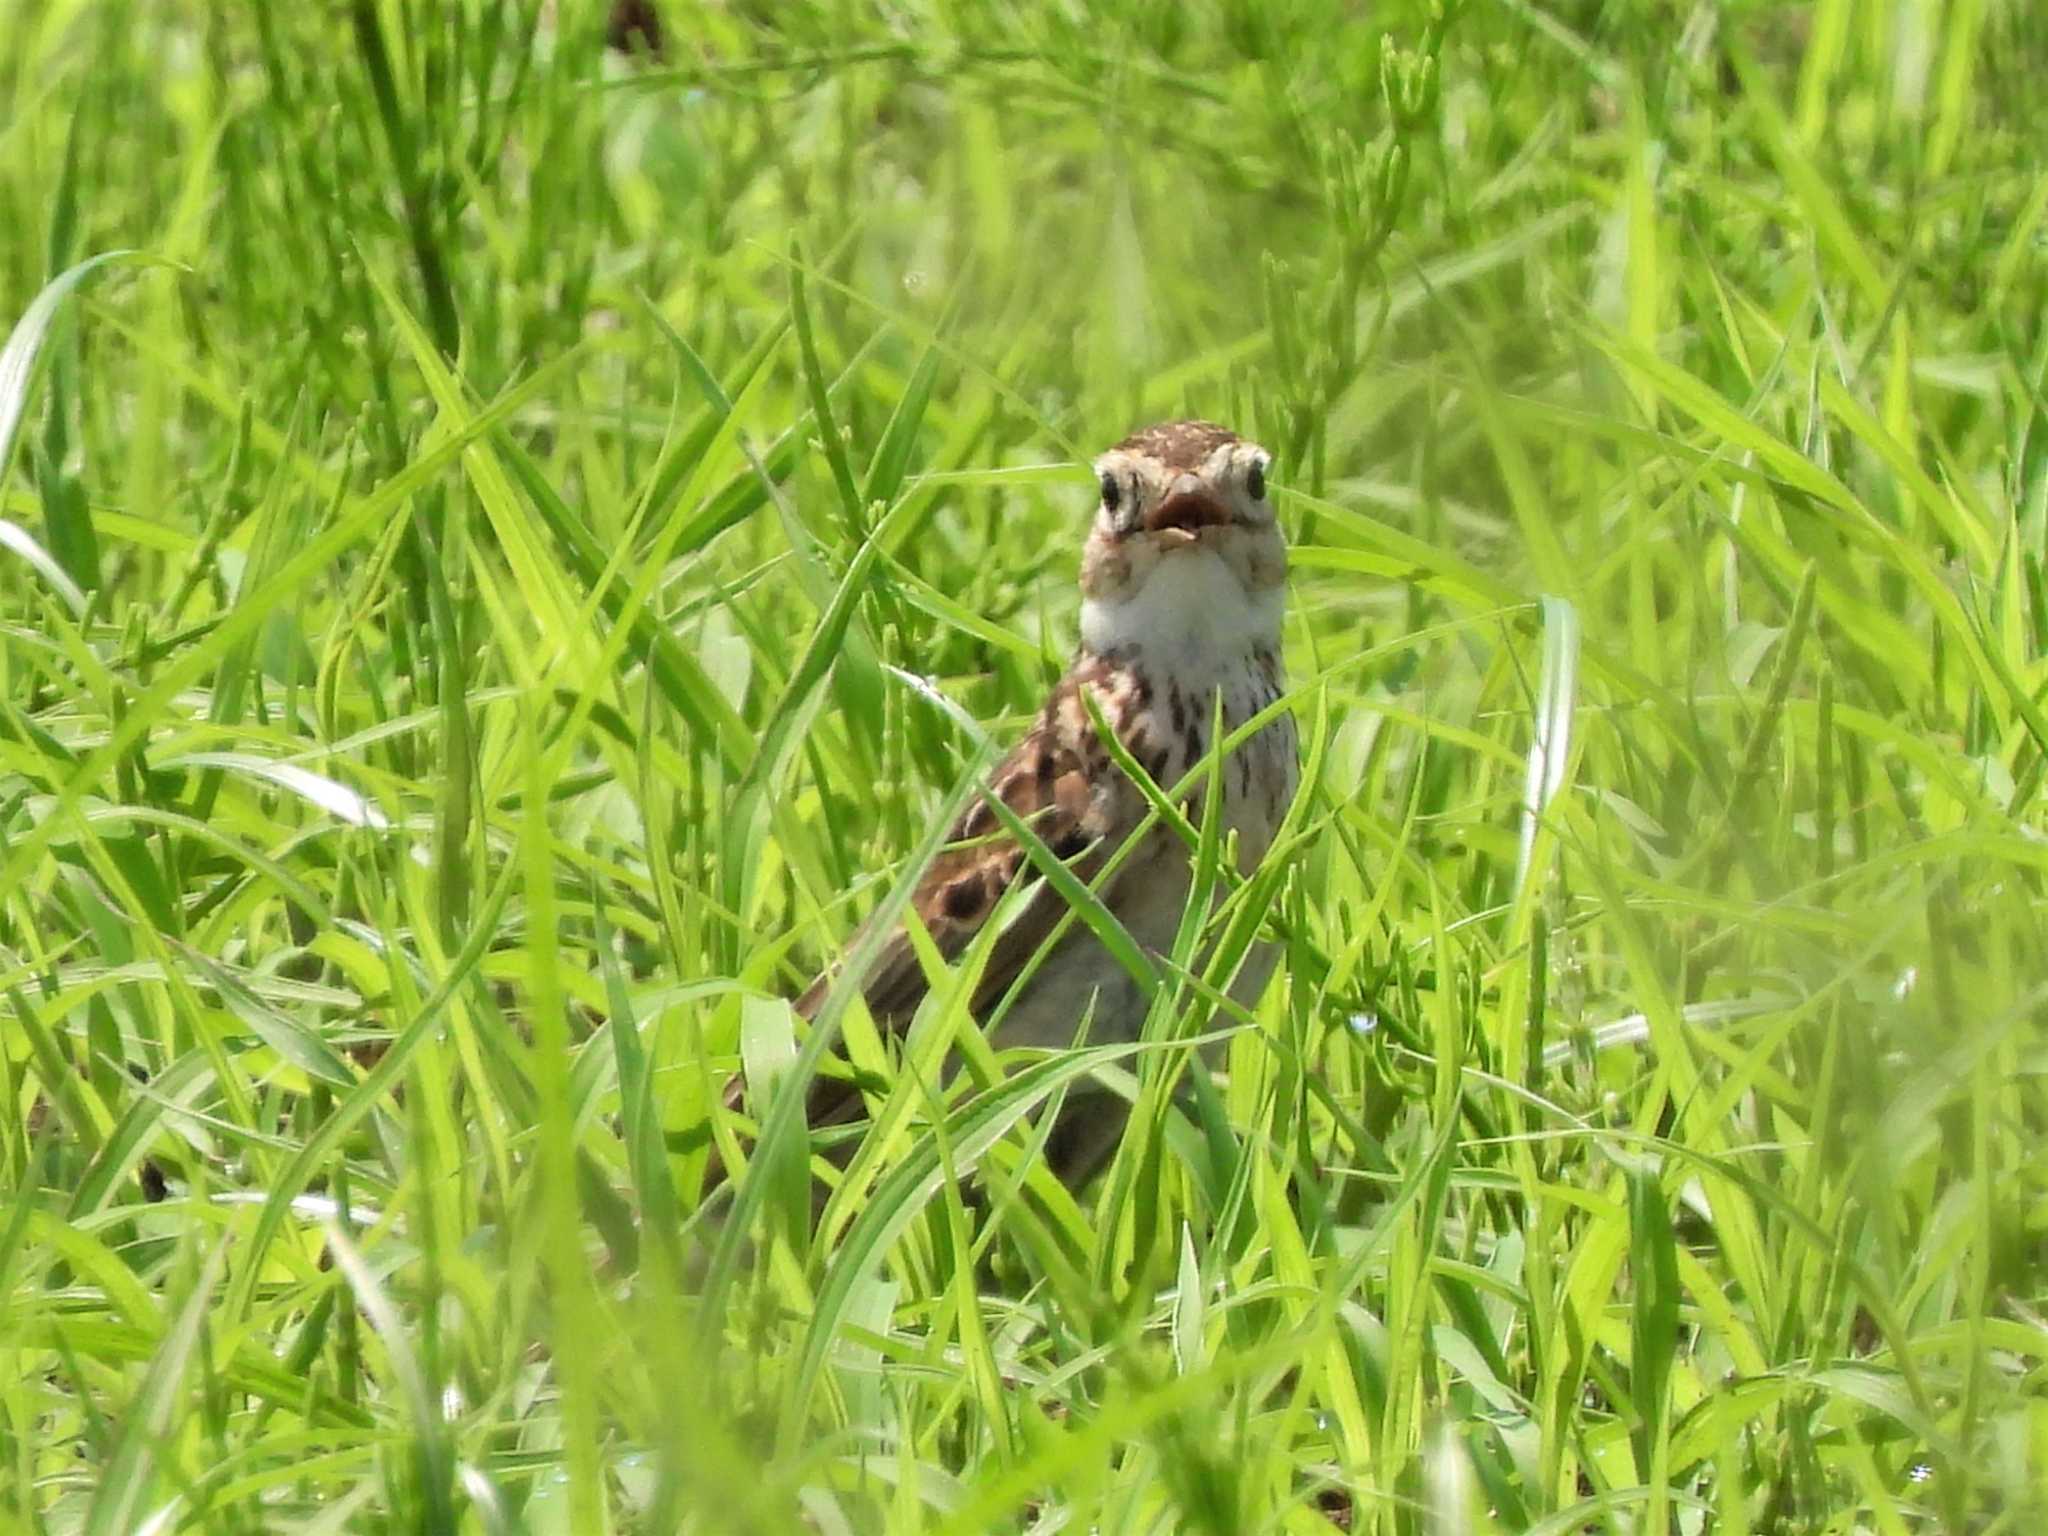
[716,421,1296,1187]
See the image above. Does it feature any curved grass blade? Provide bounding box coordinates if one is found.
[779,1036,1156,1450]
[163,751,390,830]
[0,250,161,488]
[0,517,88,616]
[1514,593,1581,899]
[0,250,167,612]
[80,1237,229,1536]
[693,737,994,1341]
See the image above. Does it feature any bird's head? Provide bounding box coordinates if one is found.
[1078,421,1286,658]
[1089,420,1276,546]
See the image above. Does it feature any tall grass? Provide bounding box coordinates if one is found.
[1,1,2042,1531]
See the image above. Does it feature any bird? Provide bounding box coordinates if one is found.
[723,420,1297,1189]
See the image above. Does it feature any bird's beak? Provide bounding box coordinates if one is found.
[1143,474,1229,542]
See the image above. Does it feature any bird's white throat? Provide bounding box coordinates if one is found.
[1079,546,1281,679]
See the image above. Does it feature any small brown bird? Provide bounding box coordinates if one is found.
[733,421,1296,1185]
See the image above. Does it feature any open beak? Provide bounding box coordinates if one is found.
[1142,475,1229,543]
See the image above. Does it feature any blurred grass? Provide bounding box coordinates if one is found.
[2,0,2045,1531]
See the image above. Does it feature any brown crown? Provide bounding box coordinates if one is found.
[1109,420,1242,471]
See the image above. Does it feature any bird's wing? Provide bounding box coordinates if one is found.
[803,651,1158,1029]
[715,653,1158,1148]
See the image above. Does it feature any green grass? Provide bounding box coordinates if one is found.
[2,0,2044,1530]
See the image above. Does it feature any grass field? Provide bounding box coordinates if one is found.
[3,1,2045,1530]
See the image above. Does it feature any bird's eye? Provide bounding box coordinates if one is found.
[1247,460,1269,501]
[1099,471,1120,510]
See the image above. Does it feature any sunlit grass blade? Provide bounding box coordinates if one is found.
[80,1237,229,1536]
[0,250,156,487]
[1514,593,1580,900]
